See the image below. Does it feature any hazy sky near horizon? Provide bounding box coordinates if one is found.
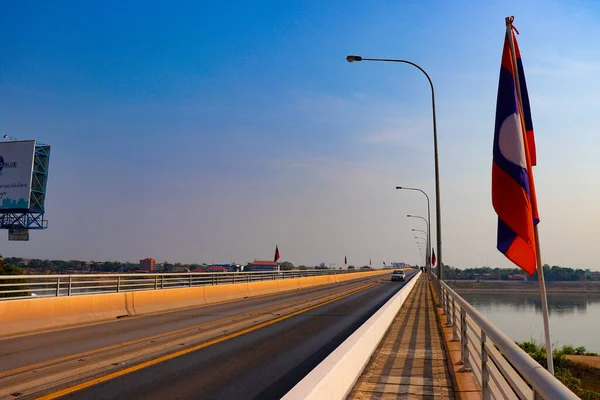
[1,1,600,269]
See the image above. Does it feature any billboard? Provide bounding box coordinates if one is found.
[0,140,36,210]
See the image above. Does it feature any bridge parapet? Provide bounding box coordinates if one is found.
[0,269,383,300]
[431,273,578,400]
[0,269,390,337]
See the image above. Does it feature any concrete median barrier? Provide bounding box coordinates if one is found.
[0,292,133,337]
[247,280,281,297]
[335,270,391,283]
[204,283,251,304]
[297,276,317,289]
[0,270,393,338]
[132,287,207,315]
[300,276,327,289]
[276,278,301,292]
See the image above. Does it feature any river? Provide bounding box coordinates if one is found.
[458,291,600,353]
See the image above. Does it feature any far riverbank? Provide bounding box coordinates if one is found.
[446,280,600,293]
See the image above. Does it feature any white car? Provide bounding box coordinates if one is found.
[391,270,406,282]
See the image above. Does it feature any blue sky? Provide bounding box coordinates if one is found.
[1,0,600,269]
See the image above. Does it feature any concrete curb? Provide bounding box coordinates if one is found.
[281,270,422,400]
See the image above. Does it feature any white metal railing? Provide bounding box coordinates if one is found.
[0,269,378,300]
[430,273,578,400]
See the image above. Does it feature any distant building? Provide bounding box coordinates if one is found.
[210,263,241,272]
[205,265,228,273]
[508,273,527,281]
[248,260,279,272]
[139,258,156,272]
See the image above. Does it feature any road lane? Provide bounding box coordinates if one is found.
[0,274,387,372]
[59,271,417,400]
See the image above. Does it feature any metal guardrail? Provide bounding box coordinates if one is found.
[0,269,382,300]
[430,273,578,400]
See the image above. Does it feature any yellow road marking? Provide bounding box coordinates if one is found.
[1,278,377,380]
[37,282,377,399]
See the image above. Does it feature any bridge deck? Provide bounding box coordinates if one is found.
[347,275,454,399]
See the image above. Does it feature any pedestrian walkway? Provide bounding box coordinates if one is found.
[347,275,454,399]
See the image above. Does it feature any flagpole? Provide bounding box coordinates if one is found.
[505,16,554,375]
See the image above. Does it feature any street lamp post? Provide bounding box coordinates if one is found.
[416,244,426,267]
[408,214,430,272]
[415,238,427,248]
[413,229,428,257]
[407,215,428,232]
[416,245,425,265]
[397,186,432,273]
[348,55,443,279]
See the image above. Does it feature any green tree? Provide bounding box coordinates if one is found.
[0,255,28,298]
[298,265,307,270]
[279,261,294,270]
[28,259,42,270]
[99,261,120,272]
[5,257,23,266]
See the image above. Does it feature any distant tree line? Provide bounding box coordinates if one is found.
[0,257,313,274]
[1,256,596,280]
[4,257,133,274]
[441,264,596,282]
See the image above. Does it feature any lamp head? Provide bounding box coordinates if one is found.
[346,55,362,63]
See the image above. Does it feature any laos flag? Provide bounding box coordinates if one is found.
[492,28,539,276]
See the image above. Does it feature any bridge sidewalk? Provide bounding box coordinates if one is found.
[347,275,454,399]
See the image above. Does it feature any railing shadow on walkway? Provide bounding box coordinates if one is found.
[348,275,454,398]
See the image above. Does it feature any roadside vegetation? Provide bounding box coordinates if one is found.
[0,254,28,297]
[517,341,600,399]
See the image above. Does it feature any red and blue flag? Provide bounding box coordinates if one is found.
[492,28,539,276]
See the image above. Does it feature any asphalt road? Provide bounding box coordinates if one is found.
[60,271,417,400]
[0,274,384,372]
